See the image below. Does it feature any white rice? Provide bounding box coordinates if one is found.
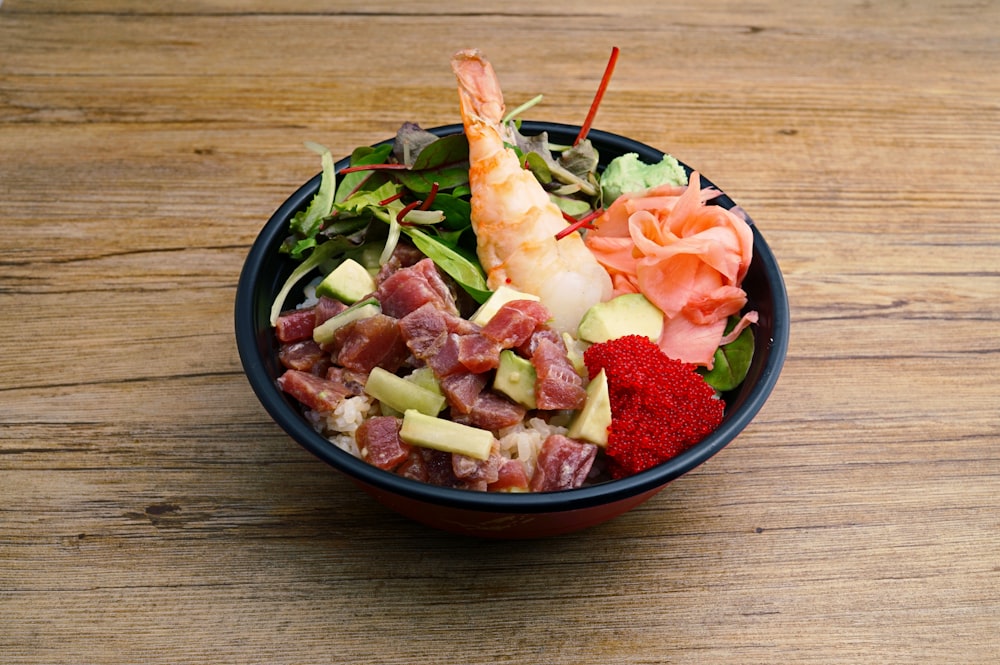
[305,394,375,459]
[497,416,568,480]
[296,276,323,310]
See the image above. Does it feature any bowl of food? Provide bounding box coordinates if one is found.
[234,49,789,538]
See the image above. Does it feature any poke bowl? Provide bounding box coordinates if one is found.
[235,120,789,539]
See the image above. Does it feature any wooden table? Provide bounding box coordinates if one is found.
[2,1,997,663]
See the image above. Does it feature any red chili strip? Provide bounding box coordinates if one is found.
[379,191,405,206]
[574,46,620,146]
[555,208,604,240]
[396,200,423,223]
[419,182,440,210]
[339,163,410,174]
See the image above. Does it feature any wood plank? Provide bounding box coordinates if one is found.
[1,1,998,663]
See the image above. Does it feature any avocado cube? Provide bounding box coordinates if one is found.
[316,258,377,304]
[567,369,612,447]
[493,349,537,409]
[577,293,664,344]
[365,367,446,416]
[399,410,495,460]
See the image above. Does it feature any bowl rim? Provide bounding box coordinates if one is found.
[235,121,790,514]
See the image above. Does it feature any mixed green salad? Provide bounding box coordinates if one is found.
[273,120,683,307]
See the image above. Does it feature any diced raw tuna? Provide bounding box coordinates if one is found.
[375,243,426,285]
[482,300,552,348]
[452,444,503,492]
[398,302,449,360]
[275,308,315,343]
[531,336,586,410]
[454,333,502,373]
[426,333,466,377]
[314,296,348,326]
[396,449,429,483]
[376,258,458,318]
[439,371,489,414]
[488,458,530,492]
[325,366,368,396]
[452,392,527,433]
[529,434,597,492]
[278,339,329,374]
[333,314,409,373]
[276,369,351,412]
[443,310,481,336]
[356,416,410,471]
[275,297,348,344]
[419,448,462,488]
[399,303,487,371]
[517,327,562,357]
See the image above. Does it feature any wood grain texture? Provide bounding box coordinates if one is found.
[1,1,997,663]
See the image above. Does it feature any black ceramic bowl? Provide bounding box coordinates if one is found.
[235,121,789,538]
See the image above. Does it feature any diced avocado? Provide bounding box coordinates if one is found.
[365,366,446,416]
[404,366,443,396]
[399,409,495,460]
[567,368,612,447]
[315,258,377,304]
[577,293,664,344]
[312,297,380,344]
[469,285,541,326]
[493,349,537,409]
[561,332,588,378]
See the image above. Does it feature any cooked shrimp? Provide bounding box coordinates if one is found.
[451,48,613,333]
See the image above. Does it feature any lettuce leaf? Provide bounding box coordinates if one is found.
[288,142,336,247]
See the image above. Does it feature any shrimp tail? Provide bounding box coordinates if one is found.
[452,48,506,127]
[452,48,515,167]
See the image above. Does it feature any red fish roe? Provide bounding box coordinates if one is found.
[583,335,725,478]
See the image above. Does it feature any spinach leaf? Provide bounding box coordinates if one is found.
[393,133,470,194]
[411,133,470,171]
[701,317,755,391]
[334,144,394,203]
[395,166,470,194]
[428,191,472,230]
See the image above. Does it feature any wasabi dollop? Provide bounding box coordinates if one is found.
[600,152,687,207]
